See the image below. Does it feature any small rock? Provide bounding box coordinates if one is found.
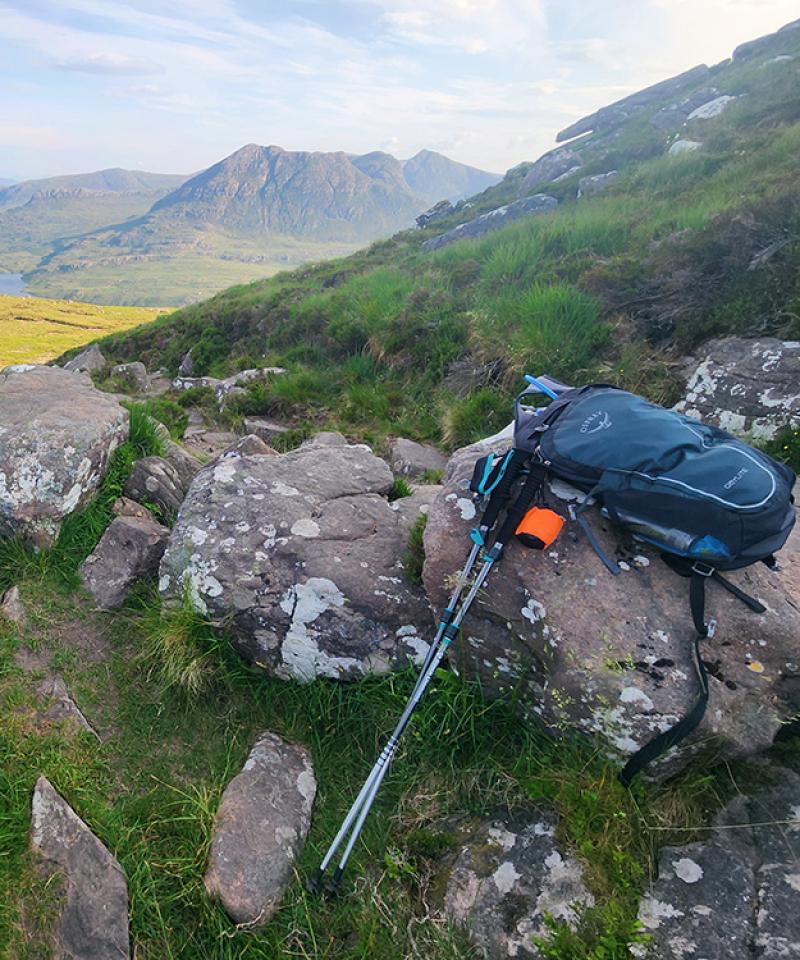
[38,675,100,739]
[0,584,25,624]
[577,171,618,198]
[389,438,447,479]
[441,810,594,958]
[124,456,187,515]
[62,343,106,374]
[178,350,194,376]
[519,146,582,194]
[218,435,278,459]
[164,440,202,489]
[30,776,129,959]
[242,417,290,441]
[80,514,169,609]
[416,199,453,228]
[112,496,150,519]
[668,139,702,155]
[204,732,316,925]
[110,361,149,393]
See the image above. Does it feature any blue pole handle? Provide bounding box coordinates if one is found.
[524,374,559,401]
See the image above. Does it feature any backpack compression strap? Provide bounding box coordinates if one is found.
[618,564,713,786]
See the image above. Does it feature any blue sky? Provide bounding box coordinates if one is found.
[0,0,797,180]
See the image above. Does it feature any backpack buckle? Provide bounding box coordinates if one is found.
[692,562,714,578]
[706,618,717,639]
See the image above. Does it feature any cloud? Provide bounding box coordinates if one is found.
[55,51,162,75]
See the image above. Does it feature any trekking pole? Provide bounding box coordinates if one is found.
[310,460,548,895]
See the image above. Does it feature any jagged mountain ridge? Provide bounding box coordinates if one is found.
[145,144,499,241]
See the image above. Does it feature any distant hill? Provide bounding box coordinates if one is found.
[0,178,15,189]
[14,145,499,304]
[402,149,499,201]
[0,168,187,211]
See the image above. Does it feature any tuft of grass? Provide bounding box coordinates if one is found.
[388,477,413,501]
[403,514,427,585]
[762,425,800,473]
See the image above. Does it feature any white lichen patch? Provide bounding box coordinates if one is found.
[492,860,521,894]
[620,687,655,710]
[673,858,704,884]
[272,481,300,497]
[213,461,237,483]
[444,493,476,520]
[639,895,685,930]
[291,518,321,538]
[521,599,546,623]
[488,826,518,851]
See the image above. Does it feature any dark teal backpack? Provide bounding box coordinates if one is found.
[482,377,796,781]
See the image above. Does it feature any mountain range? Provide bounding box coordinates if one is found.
[0,148,499,305]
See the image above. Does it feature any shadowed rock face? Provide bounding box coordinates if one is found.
[634,770,800,959]
[159,432,435,681]
[674,337,800,441]
[422,439,800,779]
[421,195,558,252]
[0,365,129,547]
[440,810,594,958]
[205,732,316,925]
[30,776,129,959]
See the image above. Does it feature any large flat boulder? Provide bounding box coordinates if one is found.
[674,337,800,440]
[204,732,316,925]
[634,769,800,959]
[440,810,594,958]
[422,438,800,778]
[0,365,129,547]
[159,432,434,680]
[30,776,129,959]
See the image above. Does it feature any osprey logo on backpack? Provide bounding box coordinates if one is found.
[579,410,612,434]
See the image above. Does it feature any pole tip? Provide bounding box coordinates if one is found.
[323,866,344,898]
[305,867,324,896]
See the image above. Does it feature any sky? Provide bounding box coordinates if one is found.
[0,0,797,181]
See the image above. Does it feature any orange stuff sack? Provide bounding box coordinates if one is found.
[515,507,564,550]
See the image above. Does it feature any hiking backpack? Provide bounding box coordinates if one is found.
[476,377,796,782]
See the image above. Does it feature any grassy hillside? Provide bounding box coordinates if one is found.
[0,295,162,367]
[103,45,800,450]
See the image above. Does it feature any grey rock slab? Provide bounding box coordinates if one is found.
[674,337,800,441]
[422,195,557,252]
[124,455,186,515]
[159,435,432,680]
[80,514,169,609]
[389,438,447,479]
[733,18,800,61]
[422,438,800,777]
[441,810,594,958]
[242,417,289,441]
[650,87,720,132]
[164,440,202,489]
[182,426,240,458]
[110,361,149,392]
[204,732,316,925]
[38,675,100,739]
[668,139,703,155]
[519,147,582,194]
[0,365,129,547]
[178,349,194,376]
[112,496,150,519]
[416,199,453,228]
[62,344,106,374]
[0,584,25,624]
[217,434,278,459]
[636,771,800,959]
[30,776,129,959]
[687,94,737,120]
[577,171,618,198]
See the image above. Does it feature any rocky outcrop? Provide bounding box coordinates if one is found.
[30,776,129,959]
[687,95,736,120]
[674,337,800,440]
[204,732,316,925]
[0,584,24,623]
[110,360,149,392]
[172,367,285,408]
[556,64,710,142]
[422,438,800,778]
[159,432,435,680]
[733,18,800,61]
[124,456,187,515]
[650,88,719,132]
[416,199,453,228]
[219,434,278,458]
[577,171,618,198]
[0,365,128,547]
[63,343,106,374]
[80,514,169,609]
[422,195,558,252]
[389,438,447,479]
[519,147,582,195]
[634,770,800,959]
[440,810,593,958]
